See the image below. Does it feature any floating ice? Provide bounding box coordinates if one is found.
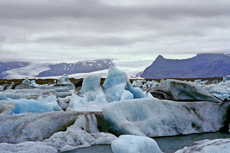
[103,98,228,137]
[67,91,107,112]
[132,80,159,89]
[12,99,55,114]
[111,135,162,153]
[80,74,101,94]
[56,74,75,89]
[0,111,98,143]
[0,100,16,115]
[0,93,7,100]
[148,79,222,102]
[175,138,230,153]
[22,77,30,84]
[212,90,230,100]
[102,66,147,102]
[67,67,149,111]
[44,113,117,152]
[223,75,230,82]
[0,141,57,153]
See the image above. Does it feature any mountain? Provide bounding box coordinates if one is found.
[0,62,29,79]
[141,53,230,79]
[37,59,114,77]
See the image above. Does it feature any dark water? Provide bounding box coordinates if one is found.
[63,132,230,153]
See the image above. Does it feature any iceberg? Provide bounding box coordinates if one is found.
[67,67,149,112]
[55,74,75,91]
[12,99,55,114]
[148,79,222,103]
[44,114,117,152]
[80,74,101,94]
[223,75,230,82]
[22,77,30,84]
[102,66,147,102]
[0,141,57,153]
[175,138,230,153]
[0,100,16,115]
[67,91,107,112]
[111,135,162,153]
[102,98,229,137]
[0,111,117,152]
[0,111,103,143]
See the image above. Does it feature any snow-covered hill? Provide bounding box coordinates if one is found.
[1,59,152,79]
[0,62,29,79]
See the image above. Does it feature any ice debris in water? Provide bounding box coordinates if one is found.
[111,135,162,153]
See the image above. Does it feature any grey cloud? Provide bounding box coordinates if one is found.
[1,0,230,63]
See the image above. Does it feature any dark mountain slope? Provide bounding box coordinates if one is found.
[141,53,230,79]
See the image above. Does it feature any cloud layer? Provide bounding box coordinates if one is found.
[1,0,230,63]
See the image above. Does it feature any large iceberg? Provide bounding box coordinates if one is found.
[111,135,162,153]
[0,111,117,152]
[44,113,117,152]
[0,111,103,143]
[103,98,229,137]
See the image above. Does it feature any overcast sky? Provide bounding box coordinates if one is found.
[0,0,230,63]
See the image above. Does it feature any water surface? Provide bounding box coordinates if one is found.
[64,132,230,153]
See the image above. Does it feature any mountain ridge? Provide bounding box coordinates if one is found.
[141,53,230,79]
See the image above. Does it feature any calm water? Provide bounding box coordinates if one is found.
[63,132,230,153]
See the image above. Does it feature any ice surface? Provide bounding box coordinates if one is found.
[80,74,101,94]
[44,113,117,152]
[223,75,230,82]
[67,91,107,112]
[132,80,159,89]
[111,135,162,153]
[102,66,147,102]
[0,141,57,153]
[0,100,16,115]
[12,99,55,114]
[0,93,7,100]
[175,138,230,153]
[0,111,101,143]
[103,66,128,89]
[212,90,230,100]
[67,67,149,111]
[149,79,222,102]
[22,77,30,84]
[103,98,228,137]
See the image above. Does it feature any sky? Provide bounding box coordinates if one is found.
[0,0,230,63]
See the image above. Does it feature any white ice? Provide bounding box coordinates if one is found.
[111,135,162,153]
[103,98,227,137]
[175,138,230,153]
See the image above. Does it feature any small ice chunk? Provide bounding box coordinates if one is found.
[22,77,30,84]
[111,135,162,153]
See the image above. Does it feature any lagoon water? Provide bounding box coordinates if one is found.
[63,132,230,153]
